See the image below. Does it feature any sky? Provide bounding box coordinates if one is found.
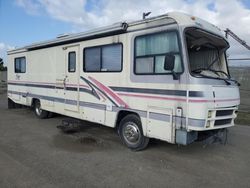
[0,0,250,66]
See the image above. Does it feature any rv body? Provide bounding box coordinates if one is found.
[7,12,240,150]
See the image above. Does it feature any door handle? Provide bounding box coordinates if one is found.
[63,76,68,89]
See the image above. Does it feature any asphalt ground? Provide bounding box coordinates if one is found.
[0,92,250,188]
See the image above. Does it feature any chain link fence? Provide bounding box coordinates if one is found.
[229,66,250,124]
[229,66,250,110]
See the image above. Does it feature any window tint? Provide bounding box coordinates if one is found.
[135,57,154,73]
[155,56,167,73]
[102,45,122,71]
[84,44,122,72]
[68,52,76,72]
[134,31,182,74]
[84,47,101,71]
[15,57,26,73]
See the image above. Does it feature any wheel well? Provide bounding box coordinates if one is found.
[115,110,140,129]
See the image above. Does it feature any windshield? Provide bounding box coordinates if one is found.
[185,28,229,79]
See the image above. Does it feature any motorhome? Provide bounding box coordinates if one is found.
[7,12,240,150]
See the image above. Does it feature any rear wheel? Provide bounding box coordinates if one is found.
[118,114,149,151]
[34,100,49,119]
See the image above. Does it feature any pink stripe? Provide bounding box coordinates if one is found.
[215,98,240,102]
[9,80,90,89]
[188,99,213,103]
[66,83,78,87]
[117,92,240,103]
[79,84,90,89]
[8,80,55,85]
[8,80,240,104]
[117,93,187,102]
[88,76,129,108]
[189,98,240,103]
[66,84,90,89]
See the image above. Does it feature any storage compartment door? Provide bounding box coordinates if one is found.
[147,107,174,143]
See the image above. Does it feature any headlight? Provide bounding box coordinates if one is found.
[206,121,211,128]
[208,111,212,118]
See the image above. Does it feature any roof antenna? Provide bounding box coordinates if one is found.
[143,12,151,19]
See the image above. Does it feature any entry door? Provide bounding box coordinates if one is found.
[64,45,80,112]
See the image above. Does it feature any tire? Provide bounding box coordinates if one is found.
[118,114,149,151]
[48,112,55,118]
[34,100,49,119]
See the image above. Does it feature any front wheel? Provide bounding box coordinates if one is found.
[118,114,149,151]
[34,100,49,119]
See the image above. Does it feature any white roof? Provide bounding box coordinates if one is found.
[8,12,224,55]
[167,12,223,36]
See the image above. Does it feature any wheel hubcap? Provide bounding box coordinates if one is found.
[35,102,42,115]
[123,123,141,145]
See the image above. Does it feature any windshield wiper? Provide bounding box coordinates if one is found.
[193,71,240,86]
[224,77,241,86]
[192,68,229,78]
[216,77,241,86]
[193,72,231,85]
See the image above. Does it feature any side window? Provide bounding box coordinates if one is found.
[68,51,76,72]
[134,31,182,74]
[14,57,26,73]
[84,47,101,71]
[84,43,122,72]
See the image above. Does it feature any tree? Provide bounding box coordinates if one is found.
[0,58,7,71]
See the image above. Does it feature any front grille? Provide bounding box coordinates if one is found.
[216,110,234,117]
[214,119,232,126]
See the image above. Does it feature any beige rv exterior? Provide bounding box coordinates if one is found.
[7,12,240,150]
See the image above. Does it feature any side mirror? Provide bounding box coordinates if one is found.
[164,53,179,80]
[164,53,175,71]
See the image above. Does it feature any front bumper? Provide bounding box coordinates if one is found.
[188,106,238,131]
